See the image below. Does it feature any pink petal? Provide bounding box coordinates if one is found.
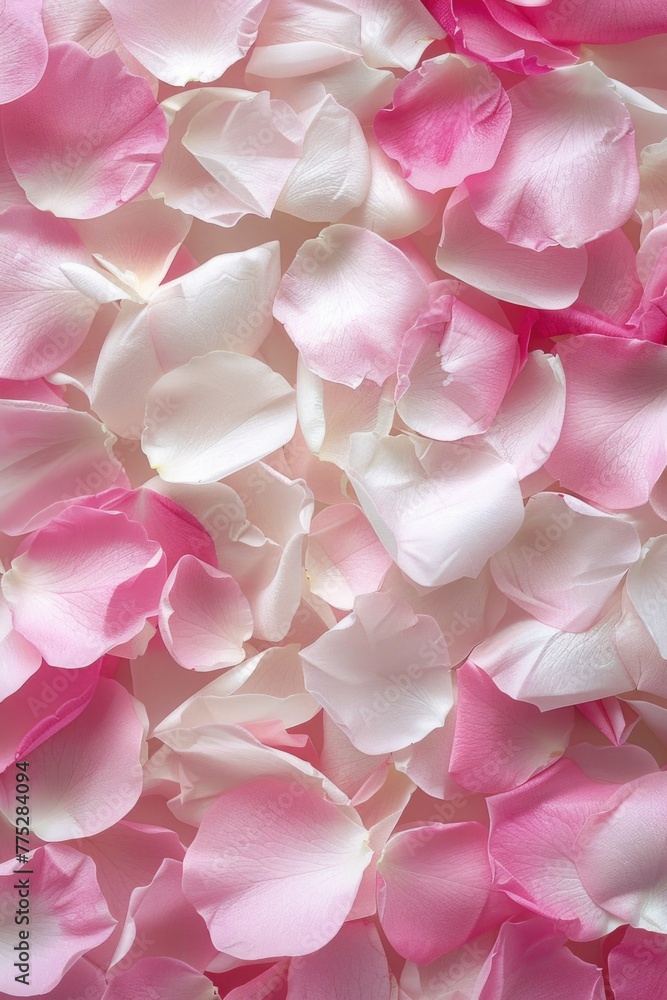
[91,487,217,574]
[347,433,524,587]
[0,207,112,380]
[111,859,215,973]
[99,0,268,85]
[608,928,667,999]
[396,293,518,440]
[0,845,115,995]
[490,492,640,632]
[487,757,626,940]
[546,335,667,509]
[437,186,587,309]
[450,663,574,794]
[159,555,253,670]
[377,822,493,963]
[2,506,165,668]
[0,660,99,772]
[0,0,48,104]
[102,958,219,1000]
[301,592,452,754]
[305,504,392,610]
[529,0,667,44]
[466,64,639,250]
[2,41,167,218]
[287,920,399,999]
[575,771,667,932]
[472,917,605,1000]
[182,778,372,958]
[576,698,638,747]
[71,819,184,968]
[374,54,510,193]
[142,351,297,484]
[400,931,495,1000]
[480,351,565,479]
[0,400,126,535]
[577,229,643,324]
[0,678,144,840]
[274,224,429,387]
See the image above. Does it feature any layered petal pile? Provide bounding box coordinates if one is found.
[1,0,667,996]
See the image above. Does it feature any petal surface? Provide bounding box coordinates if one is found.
[2,41,167,218]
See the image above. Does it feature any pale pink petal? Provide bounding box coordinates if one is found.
[296,360,395,468]
[301,592,452,754]
[111,859,215,973]
[0,0,48,104]
[450,663,573,794]
[396,293,518,441]
[0,679,144,840]
[0,845,115,996]
[576,698,638,747]
[1,506,165,668]
[392,563,508,668]
[400,931,495,1000]
[71,819,184,969]
[246,0,362,78]
[274,225,429,387]
[277,91,370,222]
[577,229,643,324]
[0,128,28,212]
[150,242,282,367]
[287,920,399,999]
[159,555,253,671]
[99,0,268,85]
[626,536,667,656]
[375,55,510,193]
[487,757,625,940]
[102,958,218,1000]
[142,351,297,484]
[0,206,118,380]
[392,706,460,800]
[182,91,305,224]
[345,0,443,70]
[347,433,524,587]
[0,588,42,701]
[91,242,281,437]
[575,771,667,932]
[0,400,126,535]
[608,927,667,999]
[182,778,372,959]
[472,602,635,710]
[472,917,605,1000]
[306,504,392,610]
[31,959,106,1000]
[466,64,639,250]
[437,186,587,309]
[377,822,493,963]
[490,492,640,632]
[546,335,667,509]
[341,129,440,241]
[73,199,191,301]
[2,41,167,218]
[157,644,318,732]
[480,351,565,480]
